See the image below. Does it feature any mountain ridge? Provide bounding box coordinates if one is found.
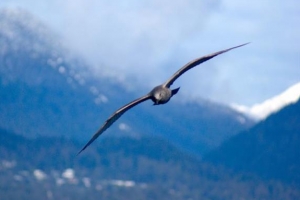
[1,127,299,200]
[204,99,300,185]
[0,8,254,157]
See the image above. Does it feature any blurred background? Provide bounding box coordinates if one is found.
[0,1,299,199]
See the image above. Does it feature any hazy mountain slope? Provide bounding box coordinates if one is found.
[0,8,131,139]
[136,99,252,155]
[204,99,300,185]
[0,8,254,157]
[1,127,299,200]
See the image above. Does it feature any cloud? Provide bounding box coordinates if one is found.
[52,0,220,86]
[180,0,300,105]
[1,0,222,89]
[1,0,300,106]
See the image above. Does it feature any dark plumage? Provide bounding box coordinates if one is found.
[78,43,249,154]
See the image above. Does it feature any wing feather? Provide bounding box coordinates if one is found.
[163,43,249,88]
[78,94,151,154]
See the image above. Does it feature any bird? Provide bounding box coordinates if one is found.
[78,43,249,154]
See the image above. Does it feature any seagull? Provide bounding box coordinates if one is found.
[78,43,249,154]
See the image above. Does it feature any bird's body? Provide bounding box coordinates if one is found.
[149,85,179,105]
[78,43,249,154]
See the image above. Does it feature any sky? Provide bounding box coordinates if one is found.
[0,0,299,106]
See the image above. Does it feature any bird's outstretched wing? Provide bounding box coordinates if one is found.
[163,43,249,88]
[78,94,152,154]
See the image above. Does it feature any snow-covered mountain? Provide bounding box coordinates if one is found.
[0,8,253,157]
[231,82,300,120]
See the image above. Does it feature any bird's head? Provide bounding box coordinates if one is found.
[152,93,162,105]
[150,85,173,105]
[153,100,159,105]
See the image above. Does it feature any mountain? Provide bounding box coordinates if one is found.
[0,8,254,157]
[231,82,300,120]
[0,8,143,140]
[204,99,300,185]
[1,127,299,200]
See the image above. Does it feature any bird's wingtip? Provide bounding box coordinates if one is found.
[241,42,251,46]
[77,148,85,156]
[77,144,89,156]
[223,42,250,54]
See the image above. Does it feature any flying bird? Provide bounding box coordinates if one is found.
[78,43,249,154]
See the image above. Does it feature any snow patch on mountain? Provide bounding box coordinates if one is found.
[231,82,300,120]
